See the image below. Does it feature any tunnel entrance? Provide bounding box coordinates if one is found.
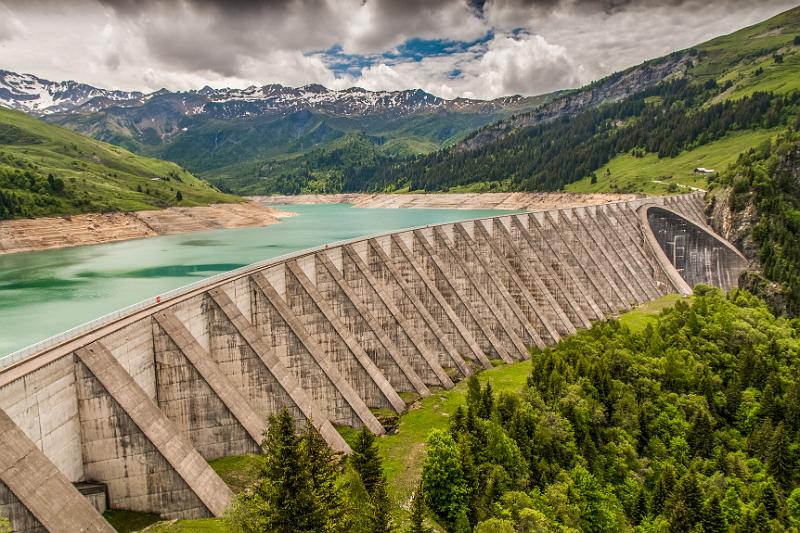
[643,205,749,292]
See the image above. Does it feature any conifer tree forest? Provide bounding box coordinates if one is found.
[226,411,393,533]
[339,81,800,194]
[420,287,800,532]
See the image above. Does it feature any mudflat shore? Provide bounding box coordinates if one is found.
[252,191,642,210]
[0,202,294,255]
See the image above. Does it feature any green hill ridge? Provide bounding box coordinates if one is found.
[0,106,237,220]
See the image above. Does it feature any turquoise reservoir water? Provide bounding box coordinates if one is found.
[0,204,509,357]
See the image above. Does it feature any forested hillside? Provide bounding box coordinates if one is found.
[171,288,800,533]
[365,81,799,193]
[709,131,800,316]
[420,287,800,532]
[0,107,236,219]
[332,7,800,195]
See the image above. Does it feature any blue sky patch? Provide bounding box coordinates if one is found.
[308,32,494,79]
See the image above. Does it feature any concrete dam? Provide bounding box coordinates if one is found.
[0,192,748,532]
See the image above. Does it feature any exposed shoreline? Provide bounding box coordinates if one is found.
[0,202,295,255]
[0,192,643,255]
[252,191,643,210]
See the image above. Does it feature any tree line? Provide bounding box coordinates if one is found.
[367,81,800,193]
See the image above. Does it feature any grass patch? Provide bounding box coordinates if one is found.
[208,454,262,494]
[398,391,422,405]
[103,509,162,532]
[143,519,229,532]
[335,424,362,449]
[617,294,687,332]
[378,360,533,528]
[565,128,781,195]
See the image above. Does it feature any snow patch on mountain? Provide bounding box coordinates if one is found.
[0,68,526,119]
[0,69,144,114]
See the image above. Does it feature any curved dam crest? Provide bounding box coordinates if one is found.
[0,192,748,532]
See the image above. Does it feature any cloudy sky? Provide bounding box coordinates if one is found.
[0,0,797,100]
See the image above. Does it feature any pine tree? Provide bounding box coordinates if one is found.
[759,483,779,519]
[479,382,494,419]
[667,500,692,533]
[768,422,791,489]
[409,481,429,533]
[466,376,481,411]
[652,463,676,515]
[759,378,780,421]
[458,437,479,527]
[702,494,725,533]
[753,504,771,532]
[352,427,383,495]
[786,380,800,434]
[450,405,466,439]
[350,427,392,532]
[632,487,648,525]
[370,477,393,533]
[338,466,373,533]
[688,411,714,457]
[748,418,773,461]
[667,472,702,531]
[301,421,342,531]
[232,408,320,533]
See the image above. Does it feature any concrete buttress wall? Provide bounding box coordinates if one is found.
[0,192,748,531]
[152,313,262,459]
[315,253,429,397]
[364,240,472,378]
[340,245,452,388]
[74,342,232,518]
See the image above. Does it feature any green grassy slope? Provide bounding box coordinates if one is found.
[565,128,782,194]
[564,6,800,196]
[691,6,800,99]
[0,106,237,219]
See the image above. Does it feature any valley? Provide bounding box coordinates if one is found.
[1,4,800,533]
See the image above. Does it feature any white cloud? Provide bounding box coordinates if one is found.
[0,2,24,43]
[463,33,584,97]
[0,0,797,99]
[335,32,583,99]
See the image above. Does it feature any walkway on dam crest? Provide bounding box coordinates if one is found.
[0,192,748,532]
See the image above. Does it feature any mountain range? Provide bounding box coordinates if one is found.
[0,44,687,195]
[1,5,799,199]
[0,71,529,118]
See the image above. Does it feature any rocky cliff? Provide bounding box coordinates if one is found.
[458,53,692,152]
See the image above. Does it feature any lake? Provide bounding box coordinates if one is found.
[0,204,510,357]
